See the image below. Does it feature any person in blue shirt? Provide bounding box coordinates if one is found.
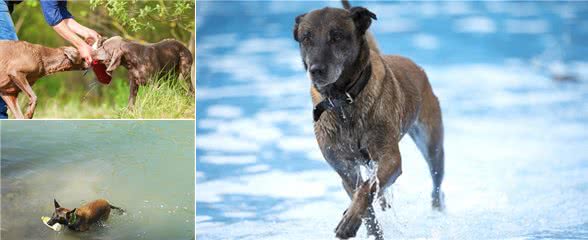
[0,0,100,119]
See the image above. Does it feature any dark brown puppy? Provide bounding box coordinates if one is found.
[0,41,87,119]
[47,199,124,232]
[294,1,445,239]
[93,36,194,108]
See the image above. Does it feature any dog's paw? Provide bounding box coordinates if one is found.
[25,110,34,119]
[432,190,445,211]
[334,209,362,239]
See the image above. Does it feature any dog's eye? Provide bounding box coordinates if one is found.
[302,32,312,44]
[330,32,344,43]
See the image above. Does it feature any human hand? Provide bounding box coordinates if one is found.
[84,29,101,46]
[77,43,94,64]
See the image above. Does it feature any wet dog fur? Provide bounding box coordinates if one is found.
[47,199,124,232]
[293,1,445,239]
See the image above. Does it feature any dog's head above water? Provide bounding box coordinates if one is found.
[293,6,376,90]
[46,199,76,227]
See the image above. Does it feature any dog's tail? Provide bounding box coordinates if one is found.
[109,204,126,215]
[342,0,351,9]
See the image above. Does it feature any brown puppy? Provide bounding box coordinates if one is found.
[47,199,124,232]
[0,41,87,119]
[294,1,445,239]
[93,36,194,108]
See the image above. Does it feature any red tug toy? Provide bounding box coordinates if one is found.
[91,60,111,85]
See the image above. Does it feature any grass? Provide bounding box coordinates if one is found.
[118,71,195,119]
[15,70,195,119]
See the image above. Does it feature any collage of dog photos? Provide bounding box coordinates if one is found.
[0,0,587,240]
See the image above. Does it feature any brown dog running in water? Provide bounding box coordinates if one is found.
[293,1,445,239]
[0,41,87,119]
[92,36,194,108]
[47,199,124,232]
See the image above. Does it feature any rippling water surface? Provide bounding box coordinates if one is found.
[196,1,588,239]
[1,121,195,240]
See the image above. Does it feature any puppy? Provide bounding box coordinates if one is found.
[93,36,194,108]
[0,41,87,119]
[47,199,124,232]
[293,1,445,239]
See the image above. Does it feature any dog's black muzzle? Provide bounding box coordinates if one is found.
[46,218,58,226]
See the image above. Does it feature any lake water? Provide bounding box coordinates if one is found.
[196,1,588,239]
[1,121,195,240]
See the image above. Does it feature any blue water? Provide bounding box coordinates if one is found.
[196,1,588,239]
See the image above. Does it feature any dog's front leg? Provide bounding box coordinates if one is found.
[127,78,139,108]
[335,141,402,239]
[333,160,384,240]
[343,170,384,240]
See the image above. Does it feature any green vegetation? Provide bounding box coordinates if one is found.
[10,0,195,119]
[89,0,194,40]
[21,72,194,119]
[118,72,195,119]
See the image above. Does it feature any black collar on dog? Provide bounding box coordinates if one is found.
[313,63,372,122]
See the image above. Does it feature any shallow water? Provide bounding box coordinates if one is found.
[196,1,588,239]
[1,121,195,240]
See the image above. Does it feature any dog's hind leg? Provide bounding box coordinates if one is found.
[8,74,37,119]
[409,95,445,210]
[0,94,24,119]
[179,50,194,94]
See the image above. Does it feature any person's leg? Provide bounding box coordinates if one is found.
[0,1,18,119]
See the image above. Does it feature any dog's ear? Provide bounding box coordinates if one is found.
[96,36,107,48]
[54,199,61,209]
[106,49,123,75]
[349,7,377,36]
[92,48,108,61]
[293,13,306,42]
[63,47,80,64]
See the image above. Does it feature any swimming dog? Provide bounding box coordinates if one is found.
[47,199,124,232]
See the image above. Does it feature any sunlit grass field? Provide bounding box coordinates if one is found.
[15,69,195,119]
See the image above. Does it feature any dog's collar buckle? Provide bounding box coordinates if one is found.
[345,92,354,104]
[313,97,351,123]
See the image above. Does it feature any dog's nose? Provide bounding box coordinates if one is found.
[309,64,326,76]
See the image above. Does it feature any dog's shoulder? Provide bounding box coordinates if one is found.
[381,55,417,67]
[380,55,426,78]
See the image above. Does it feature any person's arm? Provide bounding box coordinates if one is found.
[52,21,94,63]
[40,1,100,63]
[63,18,100,45]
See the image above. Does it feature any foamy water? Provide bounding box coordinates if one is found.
[196,1,588,239]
